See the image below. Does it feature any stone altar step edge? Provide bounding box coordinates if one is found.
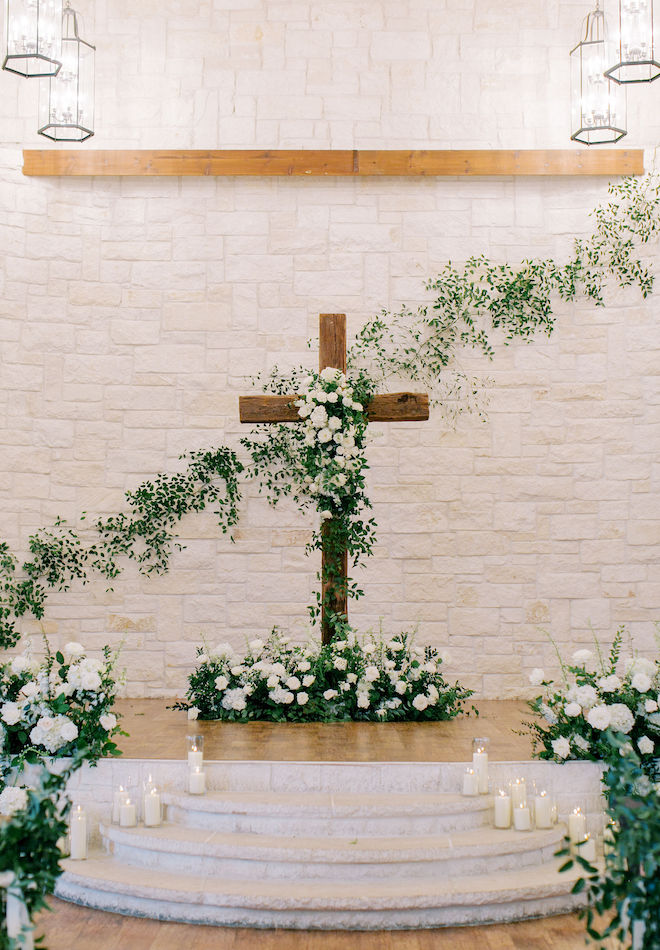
[101,821,566,881]
[55,854,585,930]
[162,790,491,835]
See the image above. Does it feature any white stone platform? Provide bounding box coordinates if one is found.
[55,758,603,930]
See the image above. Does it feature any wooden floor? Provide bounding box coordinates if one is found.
[113,699,536,761]
[36,899,599,949]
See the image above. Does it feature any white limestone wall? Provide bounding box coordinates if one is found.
[0,0,659,697]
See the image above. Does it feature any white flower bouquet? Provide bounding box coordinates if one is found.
[524,627,660,770]
[178,626,473,723]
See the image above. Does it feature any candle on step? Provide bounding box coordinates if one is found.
[69,804,87,860]
[462,767,479,797]
[143,787,161,827]
[534,790,553,829]
[471,737,490,795]
[510,777,527,809]
[493,788,512,828]
[568,807,587,844]
[577,833,596,863]
[119,798,137,827]
[513,803,532,831]
[187,734,204,769]
[112,784,127,824]
[189,766,206,795]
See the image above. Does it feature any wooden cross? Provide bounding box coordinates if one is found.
[239,313,429,644]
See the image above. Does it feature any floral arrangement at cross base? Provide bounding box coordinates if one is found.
[178,626,474,723]
[523,627,660,773]
[0,639,124,949]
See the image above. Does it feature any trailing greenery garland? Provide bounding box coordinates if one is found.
[0,174,659,649]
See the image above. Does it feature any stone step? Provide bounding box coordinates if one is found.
[56,852,585,929]
[101,821,566,881]
[162,789,491,835]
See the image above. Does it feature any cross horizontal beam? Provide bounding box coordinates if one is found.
[239,392,430,424]
[22,148,644,178]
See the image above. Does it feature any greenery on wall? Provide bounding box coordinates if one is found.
[0,173,659,651]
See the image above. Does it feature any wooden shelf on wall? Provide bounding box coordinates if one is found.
[22,148,645,178]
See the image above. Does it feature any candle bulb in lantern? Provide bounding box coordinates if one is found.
[471,737,490,795]
[568,807,587,844]
[112,784,126,824]
[534,789,553,829]
[462,767,479,797]
[69,804,87,860]
[188,766,206,795]
[493,788,512,829]
[510,777,527,809]
[513,802,532,831]
[119,798,137,827]
[187,734,204,769]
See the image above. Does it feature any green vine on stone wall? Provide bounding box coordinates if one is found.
[1,174,660,649]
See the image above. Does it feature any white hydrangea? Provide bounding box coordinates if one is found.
[270,688,294,705]
[296,692,309,706]
[297,660,311,673]
[551,737,570,759]
[309,405,328,427]
[586,705,612,730]
[64,642,85,659]
[638,735,655,755]
[571,649,594,666]
[266,674,279,689]
[0,786,28,817]
[608,703,635,734]
[286,676,301,690]
[539,703,558,725]
[568,684,598,708]
[598,674,622,693]
[645,699,659,713]
[564,702,582,717]
[10,655,30,676]
[631,672,653,693]
[320,366,341,383]
[221,688,247,711]
[248,639,264,653]
[528,668,545,686]
[211,642,235,660]
[333,657,347,671]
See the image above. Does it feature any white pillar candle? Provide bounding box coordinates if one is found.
[112,785,126,824]
[493,791,512,829]
[472,750,489,794]
[513,804,532,831]
[577,833,596,863]
[187,749,204,769]
[462,768,479,797]
[143,789,161,827]
[510,778,526,809]
[568,808,587,844]
[69,805,87,860]
[188,767,206,795]
[119,799,137,827]
[534,791,553,829]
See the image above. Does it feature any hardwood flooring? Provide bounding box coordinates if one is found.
[37,899,599,950]
[113,699,536,761]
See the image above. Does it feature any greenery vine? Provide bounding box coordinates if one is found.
[1,173,660,648]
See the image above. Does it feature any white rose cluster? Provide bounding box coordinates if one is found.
[67,657,104,693]
[29,714,79,753]
[0,786,29,817]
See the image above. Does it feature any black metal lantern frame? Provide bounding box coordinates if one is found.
[2,0,63,78]
[604,0,660,83]
[38,3,95,141]
[571,4,627,145]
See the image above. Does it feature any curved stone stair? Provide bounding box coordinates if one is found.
[55,780,587,929]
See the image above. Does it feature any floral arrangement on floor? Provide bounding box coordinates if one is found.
[178,626,474,723]
[0,639,124,949]
[523,626,660,772]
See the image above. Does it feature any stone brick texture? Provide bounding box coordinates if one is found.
[0,1,659,697]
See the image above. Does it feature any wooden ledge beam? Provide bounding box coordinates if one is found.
[239,393,430,424]
[22,148,644,178]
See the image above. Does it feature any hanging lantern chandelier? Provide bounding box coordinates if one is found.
[570,2,627,144]
[2,0,63,77]
[38,2,95,141]
[604,0,660,82]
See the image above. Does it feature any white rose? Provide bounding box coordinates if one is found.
[333,657,347,671]
[59,719,79,743]
[64,642,85,659]
[1,702,21,726]
[309,405,328,427]
[328,416,342,431]
[587,704,612,730]
[346,673,357,683]
[364,666,380,682]
[20,682,40,699]
[214,675,229,691]
[80,671,102,691]
[297,692,309,706]
[388,641,405,651]
[412,694,429,711]
[570,685,598,708]
[297,660,311,672]
[631,673,652,693]
[528,668,545,686]
[10,656,30,676]
[608,703,635,734]
[645,699,659,713]
[638,735,655,755]
[266,674,279,688]
[323,689,338,700]
[320,367,340,383]
[317,427,333,443]
[357,694,370,708]
[564,702,582,717]
[286,676,301,690]
[99,713,117,731]
[624,656,656,679]
[363,643,376,654]
[551,737,571,759]
[302,674,315,687]
[325,391,338,403]
[395,680,408,695]
[281,691,294,705]
[187,707,200,720]
[230,665,245,676]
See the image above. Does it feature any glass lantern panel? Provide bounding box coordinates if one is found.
[605,0,660,81]
[3,0,62,77]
